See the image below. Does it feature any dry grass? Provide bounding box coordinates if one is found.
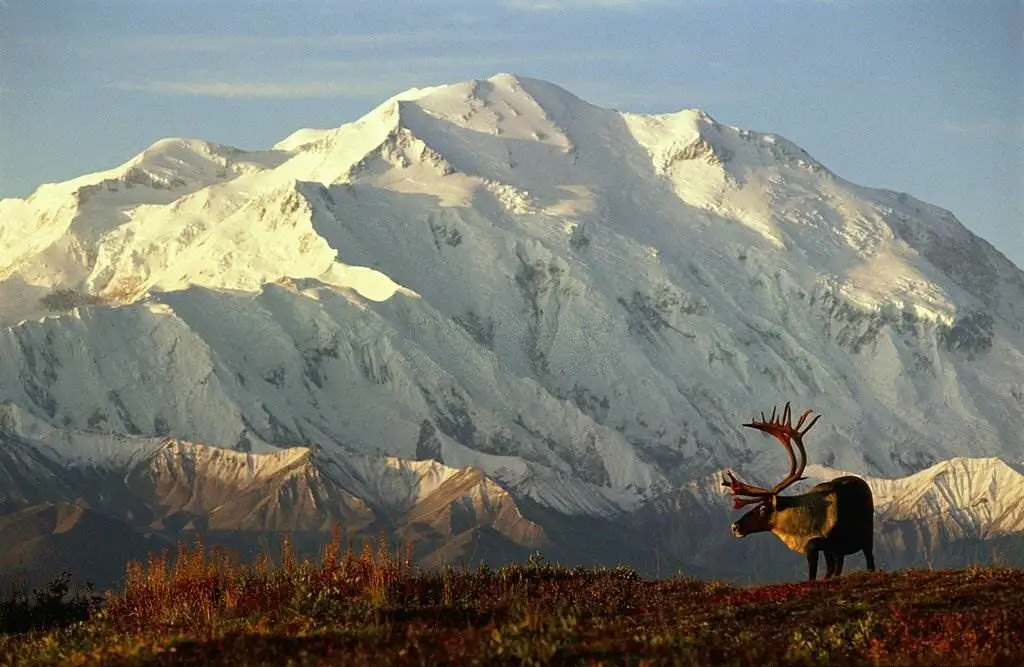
[1,529,1022,666]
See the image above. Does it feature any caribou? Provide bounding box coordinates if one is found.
[723,403,875,581]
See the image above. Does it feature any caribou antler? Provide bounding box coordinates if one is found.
[722,402,821,505]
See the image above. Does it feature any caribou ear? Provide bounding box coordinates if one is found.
[770,495,780,511]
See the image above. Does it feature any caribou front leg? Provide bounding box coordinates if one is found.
[806,538,826,581]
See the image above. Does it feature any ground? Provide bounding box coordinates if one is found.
[1,536,1021,666]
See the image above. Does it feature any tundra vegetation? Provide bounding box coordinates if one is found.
[1,531,1022,666]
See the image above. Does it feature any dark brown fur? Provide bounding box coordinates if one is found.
[731,475,875,580]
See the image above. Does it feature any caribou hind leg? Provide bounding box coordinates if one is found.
[824,552,837,579]
[834,554,845,577]
[864,547,876,572]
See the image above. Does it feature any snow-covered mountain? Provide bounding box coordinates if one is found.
[1,74,1022,583]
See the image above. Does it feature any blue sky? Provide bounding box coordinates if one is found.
[2,0,1021,266]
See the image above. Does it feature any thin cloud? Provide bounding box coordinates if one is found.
[310,48,643,71]
[503,0,668,11]
[109,30,503,55]
[112,79,404,99]
[111,45,650,101]
[939,119,1024,139]
[10,28,511,60]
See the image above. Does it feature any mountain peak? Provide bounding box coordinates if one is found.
[2,74,1023,582]
[391,73,579,151]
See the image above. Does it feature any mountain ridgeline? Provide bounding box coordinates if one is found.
[1,74,1022,586]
